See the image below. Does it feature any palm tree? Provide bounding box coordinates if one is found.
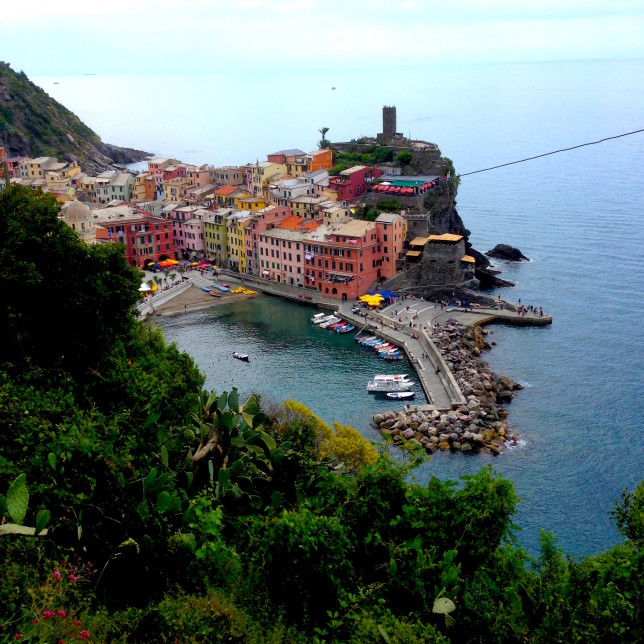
[318,126,330,149]
[169,271,177,285]
[178,267,186,280]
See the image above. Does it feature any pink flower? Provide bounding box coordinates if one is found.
[42,610,55,620]
[32,618,39,623]
[57,610,67,618]
[74,620,81,626]
[53,571,62,580]
[68,574,78,582]
[79,631,90,640]
[14,635,22,640]
[59,640,66,644]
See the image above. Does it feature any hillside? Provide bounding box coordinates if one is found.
[0,62,149,172]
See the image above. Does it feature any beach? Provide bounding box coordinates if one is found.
[152,285,254,316]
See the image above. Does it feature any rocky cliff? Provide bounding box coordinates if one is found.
[0,62,150,173]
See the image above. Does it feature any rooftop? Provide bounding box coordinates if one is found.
[428,233,463,243]
[269,148,306,157]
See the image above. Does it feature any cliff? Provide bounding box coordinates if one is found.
[0,62,150,173]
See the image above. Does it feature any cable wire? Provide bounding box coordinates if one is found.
[457,128,644,177]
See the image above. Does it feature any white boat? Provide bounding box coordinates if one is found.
[233,352,249,362]
[386,391,415,400]
[315,314,336,327]
[319,316,341,329]
[311,312,327,324]
[367,379,414,393]
[373,374,410,382]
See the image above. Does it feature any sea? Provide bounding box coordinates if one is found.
[35,59,644,559]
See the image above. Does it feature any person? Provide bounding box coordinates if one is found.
[435,366,440,374]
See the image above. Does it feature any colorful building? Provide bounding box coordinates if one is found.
[303,219,383,300]
[250,161,287,196]
[307,148,333,172]
[226,211,252,272]
[247,205,292,275]
[328,165,382,202]
[375,212,407,279]
[203,208,233,264]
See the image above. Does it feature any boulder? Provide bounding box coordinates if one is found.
[402,428,416,439]
[485,243,529,262]
[460,442,473,452]
[373,414,385,424]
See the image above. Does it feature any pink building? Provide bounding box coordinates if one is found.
[328,165,382,203]
[187,164,212,188]
[304,219,382,300]
[375,212,406,279]
[163,164,187,182]
[247,205,292,274]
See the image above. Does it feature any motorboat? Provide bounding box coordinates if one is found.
[311,312,327,324]
[336,324,355,333]
[214,283,230,292]
[319,316,341,329]
[328,320,346,330]
[367,378,413,392]
[373,374,410,383]
[232,352,249,362]
[201,286,211,292]
[209,290,222,297]
[386,391,415,400]
[382,353,403,360]
[315,315,336,327]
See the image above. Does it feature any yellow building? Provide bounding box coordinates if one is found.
[203,208,232,263]
[236,194,266,212]
[250,161,287,197]
[226,211,252,272]
[163,176,191,203]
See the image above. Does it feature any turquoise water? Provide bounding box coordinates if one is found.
[38,59,644,558]
[157,296,427,444]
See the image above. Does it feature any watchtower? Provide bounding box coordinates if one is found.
[382,105,397,141]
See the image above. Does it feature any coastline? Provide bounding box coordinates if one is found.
[150,285,256,317]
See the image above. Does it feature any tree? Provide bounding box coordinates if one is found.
[0,185,141,372]
[318,126,330,149]
[396,150,413,166]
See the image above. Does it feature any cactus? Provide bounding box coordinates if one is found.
[6,473,29,524]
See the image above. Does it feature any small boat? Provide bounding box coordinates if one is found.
[319,316,341,329]
[201,286,211,292]
[336,324,355,333]
[233,352,249,362]
[374,374,410,382]
[386,391,415,400]
[328,320,345,330]
[382,353,403,360]
[209,290,222,297]
[316,315,336,327]
[214,283,230,292]
[311,312,327,324]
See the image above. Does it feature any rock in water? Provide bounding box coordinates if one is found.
[485,244,529,262]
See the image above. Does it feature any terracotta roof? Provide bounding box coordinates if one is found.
[214,185,238,196]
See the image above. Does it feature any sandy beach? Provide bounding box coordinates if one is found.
[153,285,254,316]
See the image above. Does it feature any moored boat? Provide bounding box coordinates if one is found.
[319,316,341,329]
[367,378,413,392]
[311,312,327,324]
[336,324,355,333]
[386,391,415,400]
[232,352,249,362]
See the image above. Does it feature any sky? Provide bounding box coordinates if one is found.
[4,0,644,76]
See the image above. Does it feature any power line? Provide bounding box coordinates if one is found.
[457,128,644,178]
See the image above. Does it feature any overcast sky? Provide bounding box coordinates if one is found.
[4,0,644,76]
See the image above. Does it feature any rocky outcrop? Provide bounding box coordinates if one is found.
[0,61,150,173]
[486,244,529,262]
[373,323,522,455]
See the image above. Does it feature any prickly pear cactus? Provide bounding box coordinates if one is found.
[6,473,29,524]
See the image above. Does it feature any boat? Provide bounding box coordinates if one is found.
[316,315,336,327]
[213,283,230,292]
[311,312,327,324]
[209,290,222,297]
[328,320,345,330]
[232,352,249,362]
[319,316,341,329]
[373,374,410,382]
[336,324,355,333]
[386,391,415,400]
[201,286,211,292]
[382,353,403,360]
[367,378,413,393]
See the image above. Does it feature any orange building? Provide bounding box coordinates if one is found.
[307,148,333,172]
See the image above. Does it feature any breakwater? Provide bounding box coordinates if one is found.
[373,323,522,455]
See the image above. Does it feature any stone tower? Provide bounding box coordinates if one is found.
[382,105,397,142]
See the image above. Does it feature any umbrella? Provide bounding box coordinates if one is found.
[191,262,198,266]
[139,283,151,292]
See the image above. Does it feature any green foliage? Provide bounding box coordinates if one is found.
[396,150,413,165]
[333,147,393,166]
[329,163,346,176]
[1,183,643,642]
